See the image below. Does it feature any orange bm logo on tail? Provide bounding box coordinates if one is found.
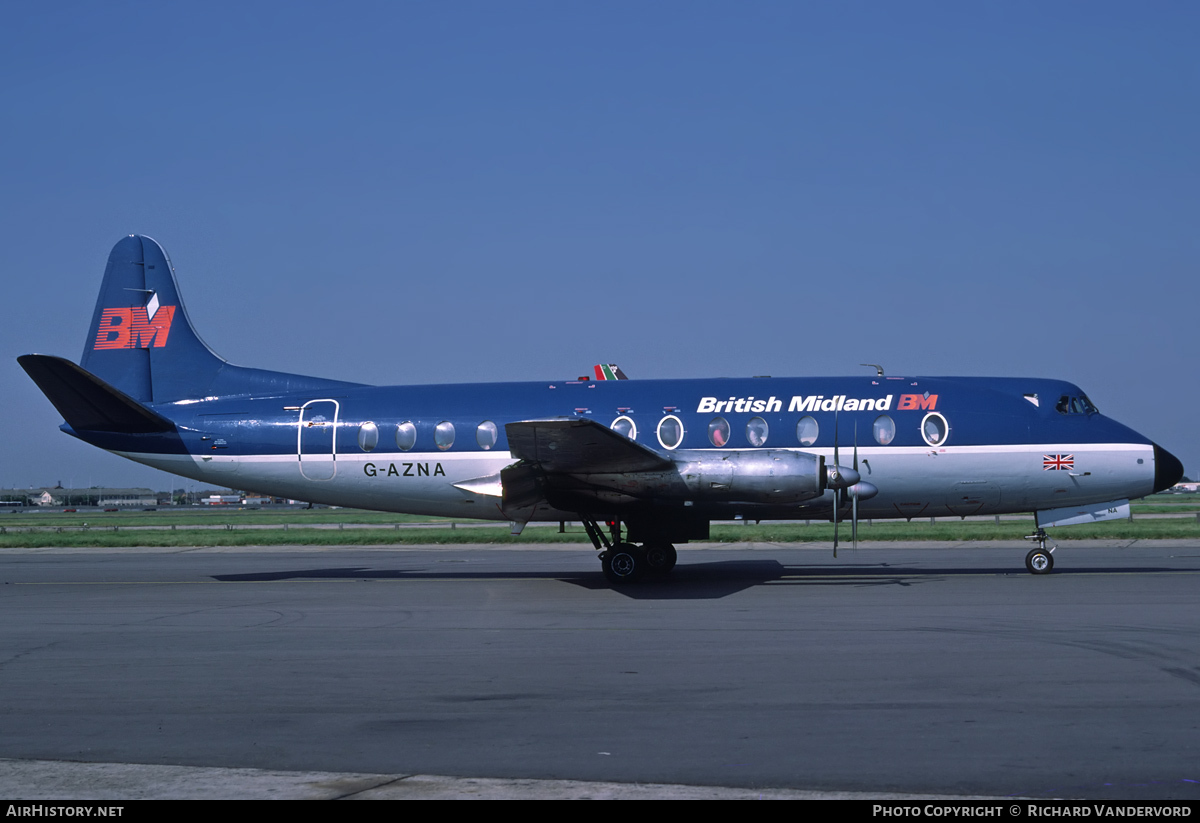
[93,306,177,350]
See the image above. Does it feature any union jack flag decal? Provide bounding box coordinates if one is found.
[1043,454,1075,471]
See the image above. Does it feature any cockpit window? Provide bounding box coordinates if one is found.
[1056,395,1098,415]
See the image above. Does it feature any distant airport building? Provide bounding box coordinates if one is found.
[0,487,159,507]
[201,494,243,505]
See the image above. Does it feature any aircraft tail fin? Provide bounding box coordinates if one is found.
[593,363,628,380]
[79,235,225,403]
[74,235,362,403]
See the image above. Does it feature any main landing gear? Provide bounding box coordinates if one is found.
[1023,528,1056,575]
[582,519,677,584]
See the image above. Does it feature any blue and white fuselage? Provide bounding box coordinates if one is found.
[20,236,1184,582]
[117,376,1162,520]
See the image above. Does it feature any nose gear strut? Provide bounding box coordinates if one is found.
[1023,528,1056,574]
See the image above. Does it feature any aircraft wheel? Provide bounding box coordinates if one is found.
[1025,548,1054,575]
[643,542,677,574]
[602,544,644,584]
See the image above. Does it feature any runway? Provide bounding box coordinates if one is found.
[2,541,1199,799]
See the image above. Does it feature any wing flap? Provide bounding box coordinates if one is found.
[505,418,672,473]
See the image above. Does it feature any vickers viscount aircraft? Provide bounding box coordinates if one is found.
[20,236,1184,583]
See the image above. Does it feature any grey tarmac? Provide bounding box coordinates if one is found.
[2,541,1199,800]
[0,759,1007,800]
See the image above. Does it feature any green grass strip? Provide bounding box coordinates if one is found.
[2,518,1197,549]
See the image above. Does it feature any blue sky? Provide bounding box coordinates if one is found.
[3,1,1197,490]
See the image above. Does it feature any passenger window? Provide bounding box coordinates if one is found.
[796,416,818,447]
[657,415,684,450]
[395,421,416,451]
[358,421,379,452]
[434,421,455,450]
[873,415,895,445]
[476,420,498,450]
[746,416,769,447]
[708,417,730,447]
[611,416,637,440]
[921,413,949,447]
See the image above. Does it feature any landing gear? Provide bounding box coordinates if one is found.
[583,519,677,584]
[643,541,678,574]
[1025,548,1054,574]
[602,543,644,584]
[1023,528,1056,575]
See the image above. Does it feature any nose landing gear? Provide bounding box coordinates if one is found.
[1023,528,1056,575]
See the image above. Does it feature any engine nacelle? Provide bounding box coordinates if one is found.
[672,449,826,504]
[566,450,828,505]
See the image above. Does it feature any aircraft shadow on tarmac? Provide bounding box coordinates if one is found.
[209,559,1186,600]
[211,560,921,599]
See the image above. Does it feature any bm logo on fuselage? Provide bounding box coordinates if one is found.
[897,394,938,410]
[93,306,177,350]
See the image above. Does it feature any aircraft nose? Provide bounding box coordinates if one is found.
[1153,443,1184,493]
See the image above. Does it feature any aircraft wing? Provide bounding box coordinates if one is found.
[505,418,672,473]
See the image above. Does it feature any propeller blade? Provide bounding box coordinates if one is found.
[832,410,839,558]
[852,421,859,549]
[832,461,839,557]
[852,494,858,548]
[853,420,858,472]
[833,410,840,484]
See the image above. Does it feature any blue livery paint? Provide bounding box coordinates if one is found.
[81,235,361,403]
[19,236,1185,583]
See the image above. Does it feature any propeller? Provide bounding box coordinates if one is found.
[831,415,877,556]
[829,410,861,557]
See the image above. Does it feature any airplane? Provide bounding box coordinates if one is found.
[19,236,1185,583]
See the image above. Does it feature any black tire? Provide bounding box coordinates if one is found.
[1025,548,1054,575]
[602,544,644,584]
[643,542,678,574]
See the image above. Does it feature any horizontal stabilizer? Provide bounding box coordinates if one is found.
[18,354,175,433]
[505,418,672,473]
